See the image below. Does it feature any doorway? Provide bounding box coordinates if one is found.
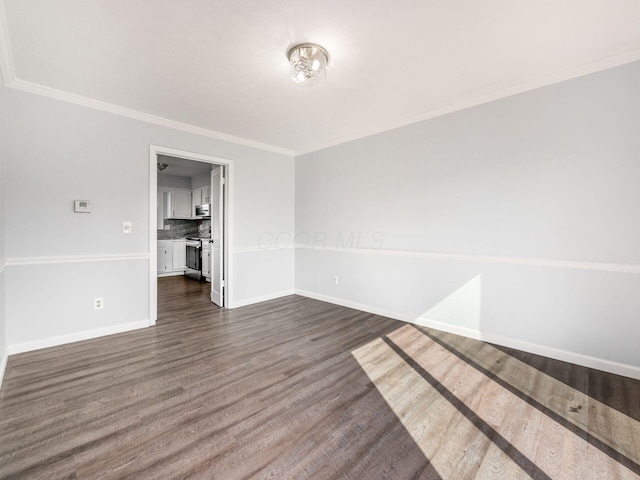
[149,145,233,326]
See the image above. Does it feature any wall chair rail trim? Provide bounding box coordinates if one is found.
[294,244,640,274]
[6,253,150,266]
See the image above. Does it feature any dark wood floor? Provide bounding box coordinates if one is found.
[1,276,639,479]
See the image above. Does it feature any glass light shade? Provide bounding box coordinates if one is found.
[288,43,328,85]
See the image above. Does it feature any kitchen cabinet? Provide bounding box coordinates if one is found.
[158,239,187,276]
[171,189,192,218]
[191,188,201,217]
[191,186,212,216]
[157,241,173,273]
[172,239,186,270]
[157,190,171,225]
[158,188,192,219]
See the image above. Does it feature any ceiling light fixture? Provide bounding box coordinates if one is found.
[157,163,168,171]
[288,43,329,85]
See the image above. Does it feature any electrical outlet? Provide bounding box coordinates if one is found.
[333,275,339,285]
[164,224,170,230]
[94,297,104,310]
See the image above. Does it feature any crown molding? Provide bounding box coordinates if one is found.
[7,79,295,156]
[295,48,640,156]
[1,0,639,158]
[0,3,292,156]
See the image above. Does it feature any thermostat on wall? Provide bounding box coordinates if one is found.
[74,200,92,213]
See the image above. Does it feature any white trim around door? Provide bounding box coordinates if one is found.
[149,145,234,326]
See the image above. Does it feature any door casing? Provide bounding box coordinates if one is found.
[149,145,234,325]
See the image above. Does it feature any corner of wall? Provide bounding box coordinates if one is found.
[0,76,7,389]
[293,61,640,379]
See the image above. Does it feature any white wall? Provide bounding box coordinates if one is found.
[4,88,294,351]
[295,61,640,376]
[157,173,191,189]
[191,171,211,189]
[4,58,639,380]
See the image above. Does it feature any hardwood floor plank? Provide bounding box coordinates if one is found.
[417,327,640,474]
[1,276,640,479]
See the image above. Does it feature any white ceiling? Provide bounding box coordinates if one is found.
[157,154,212,178]
[1,0,640,155]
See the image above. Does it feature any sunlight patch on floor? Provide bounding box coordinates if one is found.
[351,324,640,479]
[422,328,640,468]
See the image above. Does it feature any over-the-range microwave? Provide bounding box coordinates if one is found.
[195,203,210,217]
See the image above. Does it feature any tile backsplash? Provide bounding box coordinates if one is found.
[158,219,211,239]
[197,220,212,238]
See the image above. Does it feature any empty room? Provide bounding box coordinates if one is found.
[0,1,639,479]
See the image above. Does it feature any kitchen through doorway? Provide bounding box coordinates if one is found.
[149,146,233,326]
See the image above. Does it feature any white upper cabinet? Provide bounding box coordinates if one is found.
[171,189,192,218]
[158,187,192,219]
[202,186,211,204]
[191,187,202,216]
[157,190,172,224]
[192,186,212,216]
[158,170,210,218]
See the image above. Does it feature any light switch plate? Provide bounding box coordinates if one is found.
[123,221,132,234]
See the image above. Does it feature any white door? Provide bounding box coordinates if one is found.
[210,166,224,306]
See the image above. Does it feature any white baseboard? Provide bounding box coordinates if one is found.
[0,349,7,390]
[7,320,150,355]
[157,271,186,278]
[230,289,295,309]
[294,289,640,381]
[416,318,640,381]
[295,289,415,322]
